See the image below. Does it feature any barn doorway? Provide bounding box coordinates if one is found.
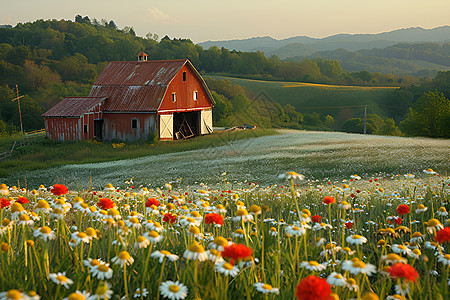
[173,111,200,140]
[94,119,103,140]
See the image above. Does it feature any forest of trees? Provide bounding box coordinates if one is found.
[0,17,448,138]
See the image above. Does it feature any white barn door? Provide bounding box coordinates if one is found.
[159,114,173,139]
[200,109,213,134]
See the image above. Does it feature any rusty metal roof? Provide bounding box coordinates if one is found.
[90,85,167,111]
[88,59,214,112]
[93,60,187,86]
[42,97,106,117]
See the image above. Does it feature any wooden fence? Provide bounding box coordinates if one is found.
[0,129,46,161]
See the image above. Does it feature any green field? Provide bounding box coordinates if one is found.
[204,75,398,119]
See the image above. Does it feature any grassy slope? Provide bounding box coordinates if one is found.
[0,129,276,178]
[204,75,397,118]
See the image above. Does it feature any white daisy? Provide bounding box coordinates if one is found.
[91,263,113,280]
[71,232,90,245]
[151,250,180,263]
[87,282,113,300]
[341,259,377,276]
[159,281,188,300]
[63,290,90,300]
[208,236,231,252]
[346,235,367,245]
[49,272,74,289]
[327,272,347,287]
[206,249,223,263]
[232,209,254,222]
[33,226,56,241]
[232,229,245,239]
[143,231,163,244]
[111,251,134,267]
[0,289,30,300]
[300,261,327,272]
[438,253,450,266]
[285,224,308,236]
[215,261,239,277]
[134,236,151,249]
[133,288,149,299]
[391,244,412,256]
[253,282,280,295]
[183,242,208,262]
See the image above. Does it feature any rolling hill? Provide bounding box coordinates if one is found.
[204,75,398,123]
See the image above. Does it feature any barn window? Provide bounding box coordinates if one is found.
[194,91,198,101]
[182,72,186,81]
[172,92,176,102]
[131,119,138,129]
[84,124,88,133]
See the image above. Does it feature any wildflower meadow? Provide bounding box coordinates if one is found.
[0,170,449,300]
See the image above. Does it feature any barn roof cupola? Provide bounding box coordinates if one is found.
[137,52,148,61]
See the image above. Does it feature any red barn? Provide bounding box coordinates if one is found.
[42,56,214,141]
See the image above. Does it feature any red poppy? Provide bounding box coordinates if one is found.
[387,263,419,282]
[350,194,355,198]
[345,221,354,229]
[295,275,331,300]
[311,215,321,223]
[97,198,115,210]
[0,198,10,209]
[396,204,410,216]
[204,213,224,226]
[395,218,402,225]
[323,196,335,205]
[17,196,29,204]
[163,212,177,224]
[51,184,68,196]
[221,244,252,261]
[145,198,159,207]
[435,227,450,244]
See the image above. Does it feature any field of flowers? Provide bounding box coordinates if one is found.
[0,170,449,300]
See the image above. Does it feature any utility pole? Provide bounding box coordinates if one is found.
[12,84,24,139]
[363,105,367,135]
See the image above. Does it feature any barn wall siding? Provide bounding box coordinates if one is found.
[45,118,80,142]
[103,113,157,141]
[159,65,212,113]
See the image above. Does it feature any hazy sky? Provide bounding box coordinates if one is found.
[1,0,449,43]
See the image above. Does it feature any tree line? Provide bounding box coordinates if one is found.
[0,17,448,138]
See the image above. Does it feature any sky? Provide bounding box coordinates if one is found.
[1,0,449,43]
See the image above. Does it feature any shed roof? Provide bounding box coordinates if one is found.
[42,97,106,117]
[88,59,214,112]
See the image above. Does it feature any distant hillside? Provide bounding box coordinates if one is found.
[288,43,450,76]
[200,27,450,76]
[199,26,450,52]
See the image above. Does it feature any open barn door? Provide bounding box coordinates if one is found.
[159,114,173,140]
[201,109,213,134]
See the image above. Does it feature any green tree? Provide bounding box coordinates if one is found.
[341,118,376,134]
[400,91,450,137]
[377,118,402,136]
[211,91,232,124]
[324,115,335,129]
[303,112,322,127]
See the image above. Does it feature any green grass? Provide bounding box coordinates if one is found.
[204,75,397,119]
[0,129,276,178]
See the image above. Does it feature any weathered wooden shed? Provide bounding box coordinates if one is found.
[42,97,106,141]
[42,57,214,141]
